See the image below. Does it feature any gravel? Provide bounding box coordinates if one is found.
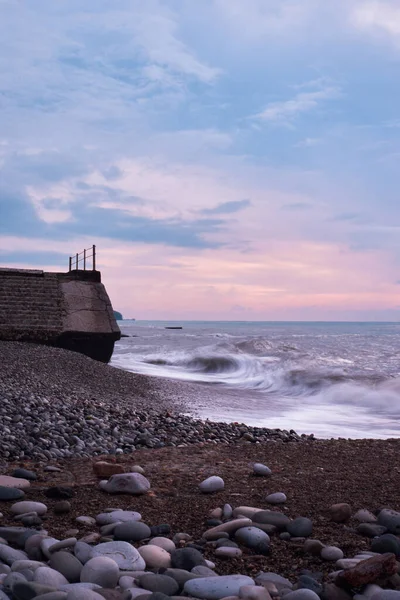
[0,342,314,462]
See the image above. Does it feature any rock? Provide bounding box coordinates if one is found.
[354,510,377,524]
[138,545,171,569]
[130,465,145,474]
[0,544,27,564]
[54,501,71,514]
[321,583,352,600]
[96,510,142,525]
[12,469,37,481]
[321,546,344,561]
[209,508,223,520]
[203,519,252,540]
[66,590,105,600]
[357,523,387,538]
[164,568,201,588]
[377,509,400,535]
[234,527,270,552]
[34,566,69,587]
[138,573,180,596]
[45,487,74,499]
[48,539,77,554]
[114,521,151,542]
[286,518,313,538]
[371,592,400,599]
[3,571,28,592]
[253,464,271,477]
[329,504,351,523]
[76,517,96,526]
[0,475,30,489]
[99,473,150,495]
[223,504,233,520]
[265,493,286,505]
[49,551,83,583]
[199,477,225,493]
[81,557,119,588]
[149,538,176,553]
[0,486,25,501]
[91,542,145,571]
[252,511,290,529]
[12,581,58,600]
[171,548,206,570]
[284,592,320,600]
[255,573,293,591]
[339,553,397,587]
[74,542,93,564]
[303,539,324,556]
[371,534,400,556]
[215,547,243,559]
[93,462,125,478]
[184,575,255,599]
[11,501,48,516]
[239,585,271,600]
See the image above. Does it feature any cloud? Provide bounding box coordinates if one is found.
[352,2,400,41]
[201,199,251,215]
[281,202,313,211]
[255,83,341,124]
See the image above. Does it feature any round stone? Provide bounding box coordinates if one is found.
[199,477,225,493]
[234,527,270,551]
[54,501,71,514]
[357,523,387,538]
[114,521,151,542]
[303,540,324,556]
[149,537,176,553]
[354,509,377,523]
[99,473,150,495]
[329,503,351,523]
[253,464,272,476]
[137,573,180,596]
[378,509,400,535]
[371,533,400,556]
[321,546,344,561]
[184,575,255,599]
[0,486,25,501]
[284,591,320,600]
[90,542,145,571]
[11,501,48,516]
[80,556,119,588]
[170,548,206,570]
[96,511,142,526]
[49,551,83,583]
[138,545,172,569]
[0,476,30,490]
[252,511,290,529]
[215,547,243,558]
[76,516,96,526]
[34,566,69,587]
[286,518,313,538]
[12,469,37,481]
[0,545,28,565]
[266,493,287,505]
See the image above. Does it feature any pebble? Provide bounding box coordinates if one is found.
[321,546,344,561]
[199,477,225,493]
[203,519,252,540]
[12,469,37,481]
[54,501,71,514]
[357,523,387,538]
[76,516,96,526]
[253,464,272,476]
[93,462,125,478]
[286,518,313,538]
[114,521,151,542]
[131,465,145,474]
[99,473,150,495]
[0,486,25,501]
[215,547,243,559]
[171,547,206,570]
[354,510,377,524]
[138,545,172,569]
[284,592,320,599]
[11,501,48,516]
[252,511,290,529]
[0,545,27,564]
[234,527,270,551]
[96,510,142,525]
[266,493,287,505]
[138,573,180,596]
[48,538,77,553]
[239,585,271,600]
[34,566,69,587]
[81,556,119,588]
[184,575,255,599]
[49,551,83,583]
[0,476,30,490]
[148,537,176,553]
[329,503,352,523]
[91,542,146,571]
[371,533,400,556]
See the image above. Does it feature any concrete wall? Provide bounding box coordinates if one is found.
[0,268,121,362]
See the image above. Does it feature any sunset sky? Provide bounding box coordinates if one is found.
[2,1,400,320]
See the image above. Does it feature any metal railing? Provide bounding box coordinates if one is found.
[68,245,96,271]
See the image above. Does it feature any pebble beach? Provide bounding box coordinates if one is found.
[1,341,400,600]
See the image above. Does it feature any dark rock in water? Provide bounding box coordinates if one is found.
[357,523,387,538]
[0,486,25,501]
[138,573,180,596]
[371,533,400,556]
[12,469,37,481]
[114,521,151,542]
[150,524,171,536]
[45,486,74,499]
[170,548,206,570]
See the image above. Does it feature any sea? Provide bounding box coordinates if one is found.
[110,321,400,440]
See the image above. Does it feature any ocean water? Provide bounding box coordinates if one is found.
[111,321,400,439]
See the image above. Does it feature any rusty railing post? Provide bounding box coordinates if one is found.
[75,253,79,270]
[69,256,72,272]
[92,245,96,270]
[83,248,86,270]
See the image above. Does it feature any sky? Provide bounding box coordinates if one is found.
[2,0,400,320]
